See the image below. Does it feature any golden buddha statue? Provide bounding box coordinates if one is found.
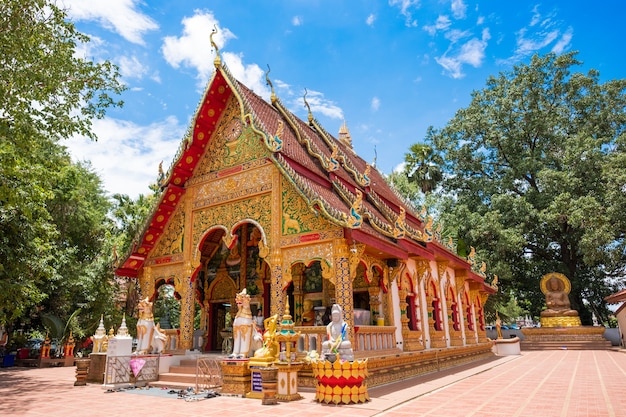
[539,273,581,327]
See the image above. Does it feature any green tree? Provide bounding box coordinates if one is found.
[423,52,626,324]
[0,0,124,329]
[403,143,444,194]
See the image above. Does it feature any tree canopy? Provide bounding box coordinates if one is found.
[405,52,626,324]
[0,0,124,335]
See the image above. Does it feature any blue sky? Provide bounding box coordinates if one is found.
[62,0,626,198]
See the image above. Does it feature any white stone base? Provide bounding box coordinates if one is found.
[493,337,521,356]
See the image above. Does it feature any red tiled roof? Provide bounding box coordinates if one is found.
[117,64,485,288]
[605,288,626,304]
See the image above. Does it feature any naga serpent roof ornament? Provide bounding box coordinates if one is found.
[303,88,314,124]
[210,25,221,68]
[265,65,278,105]
[328,143,339,172]
[393,207,406,239]
[358,164,371,187]
[347,189,363,228]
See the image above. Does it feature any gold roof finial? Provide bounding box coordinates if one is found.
[303,88,313,124]
[265,64,277,104]
[210,25,221,68]
[338,120,352,148]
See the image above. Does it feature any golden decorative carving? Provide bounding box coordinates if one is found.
[193,97,269,176]
[192,194,272,249]
[436,261,449,281]
[455,270,467,294]
[195,164,273,209]
[478,262,487,277]
[280,176,335,236]
[424,216,434,242]
[540,316,582,327]
[210,26,221,67]
[349,243,366,280]
[393,207,406,239]
[140,266,154,299]
[327,144,339,172]
[208,271,237,301]
[389,261,406,284]
[280,243,335,287]
[346,190,363,228]
[282,212,301,234]
[258,238,270,260]
[467,246,476,266]
[414,259,429,284]
[357,164,371,187]
[151,263,183,283]
[490,274,499,291]
[151,206,186,258]
[222,233,236,249]
[320,260,333,280]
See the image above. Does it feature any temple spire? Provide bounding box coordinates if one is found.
[338,120,352,148]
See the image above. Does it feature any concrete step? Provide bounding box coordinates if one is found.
[151,372,197,389]
[179,359,198,367]
[168,364,197,374]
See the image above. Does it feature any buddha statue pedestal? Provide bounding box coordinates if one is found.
[311,359,369,404]
[220,358,251,397]
[540,316,582,327]
[521,326,607,349]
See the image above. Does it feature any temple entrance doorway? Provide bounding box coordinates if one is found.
[210,301,232,353]
[196,222,267,352]
[153,282,179,330]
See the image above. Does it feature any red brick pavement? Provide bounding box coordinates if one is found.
[1,350,625,417]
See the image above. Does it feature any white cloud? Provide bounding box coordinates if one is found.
[552,27,573,54]
[515,27,559,56]
[499,6,569,64]
[270,82,343,121]
[445,28,471,43]
[160,10,271,100]
[366,14,376,26]
[292,16,303,26]
[61,0,158,45]
[73,34,105,60]
[66,116,184,198]
[161,10,236,87]
[436,28,490,78]
[389,0,420,27]
[451,0,467,19]
[529,5,541,27]
[476,16,484,25]
[117,55,149,80]
[296,89,343,120]
[424,15,451,35]
[393,162,406,173]
[371,97,381,112]
[222,52,271,101]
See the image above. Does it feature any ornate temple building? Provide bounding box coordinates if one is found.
[115,39,496,386]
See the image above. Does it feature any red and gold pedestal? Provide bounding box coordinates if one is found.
[310,359,369,404]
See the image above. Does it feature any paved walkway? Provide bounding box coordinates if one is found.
[1,349,625,416]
